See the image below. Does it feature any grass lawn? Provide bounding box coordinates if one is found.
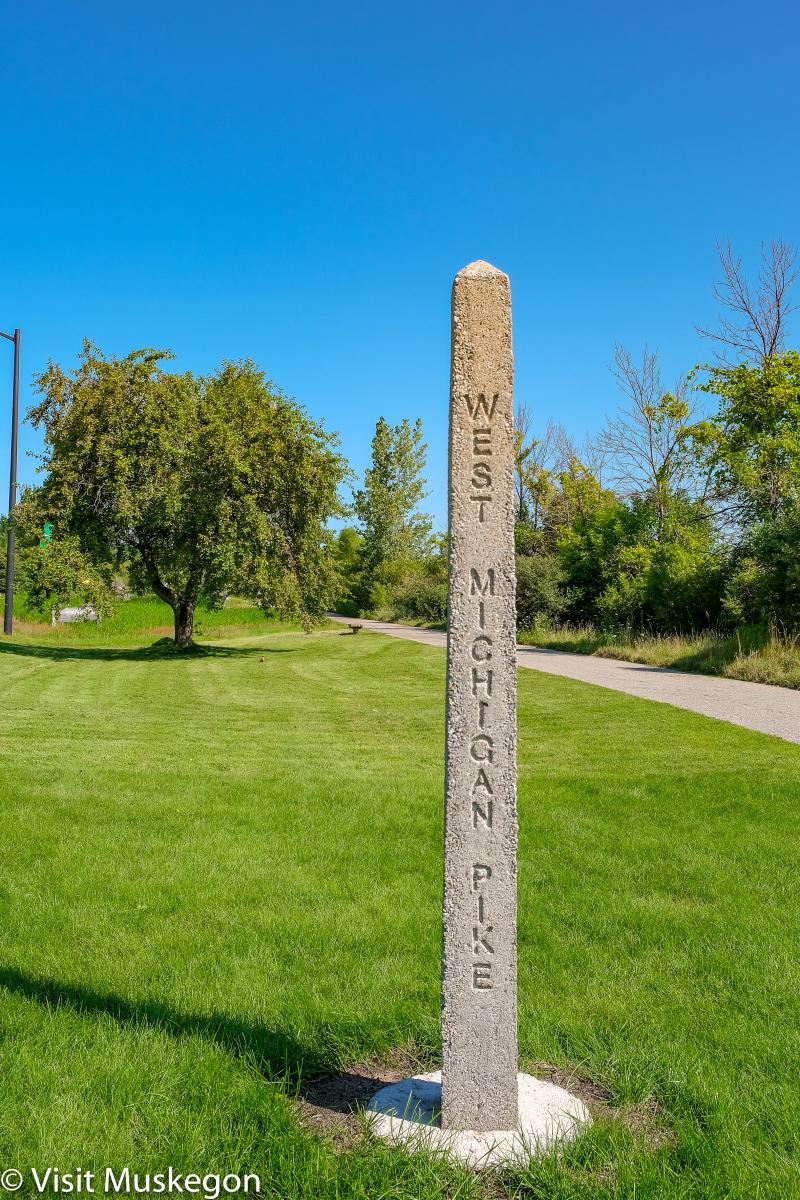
[1,618,800,1198]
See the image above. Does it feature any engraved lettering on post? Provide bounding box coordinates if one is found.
[471,668,493,697]
[471,634,493,662]
[470,734,494,762]
[464,392,498,420]
[473,926,495,955]
[471,462,492,490]
[472,963,493,990]
[472,798,493,828]
[442,261,518,1130]
[472,863,492,890]
[470,568,495,596]
[472,427,492,455]
[471,768,493,795]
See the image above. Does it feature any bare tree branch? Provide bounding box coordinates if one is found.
[513,406,575,531]
[697,239,798,363]
[599,345,708,535]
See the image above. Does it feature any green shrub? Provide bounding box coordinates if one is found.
[723,503,800,629]
[515,553,567,629]
[390,571,448,623]
[16,535,117,622]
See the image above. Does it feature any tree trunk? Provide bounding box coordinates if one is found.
[174,598,195,649]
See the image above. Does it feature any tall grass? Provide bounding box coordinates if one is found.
[519,622,800,689]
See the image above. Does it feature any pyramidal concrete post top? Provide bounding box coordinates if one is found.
[455,259,508,279]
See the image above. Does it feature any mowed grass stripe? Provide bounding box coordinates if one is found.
[1,627,799,1198]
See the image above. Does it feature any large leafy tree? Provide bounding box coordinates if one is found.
[690,350,800,629]
[694,351,800,525]
[537,458,721,631]
[29,344,347,647]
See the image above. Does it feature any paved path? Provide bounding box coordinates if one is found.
[331,616,800,745]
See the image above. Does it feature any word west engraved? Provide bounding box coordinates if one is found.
[442,260,518,1132]
[467,392,499,522]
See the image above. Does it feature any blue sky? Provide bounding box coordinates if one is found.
[1,0,797,529]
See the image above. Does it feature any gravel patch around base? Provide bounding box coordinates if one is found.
[295,1056,673,1160]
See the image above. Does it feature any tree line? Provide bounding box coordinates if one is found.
[3,241,798,647]
[338,241,800,636]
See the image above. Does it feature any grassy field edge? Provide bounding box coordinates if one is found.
[518,623,800,689]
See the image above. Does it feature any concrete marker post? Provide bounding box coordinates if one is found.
[367,261,592,1168]
[441,260,518,1131]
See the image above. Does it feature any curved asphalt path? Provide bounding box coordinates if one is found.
[331,616,800,745]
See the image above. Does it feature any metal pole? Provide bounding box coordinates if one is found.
[2,329,20,635]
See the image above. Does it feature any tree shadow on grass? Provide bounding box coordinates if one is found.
[0,640,303,663]
[0,964,378,1115]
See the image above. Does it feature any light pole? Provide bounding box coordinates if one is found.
[1,328,20,636]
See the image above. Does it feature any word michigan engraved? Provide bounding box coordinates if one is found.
[442,261,518,1132]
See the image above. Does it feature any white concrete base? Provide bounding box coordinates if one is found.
[367,1070,591,1169]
